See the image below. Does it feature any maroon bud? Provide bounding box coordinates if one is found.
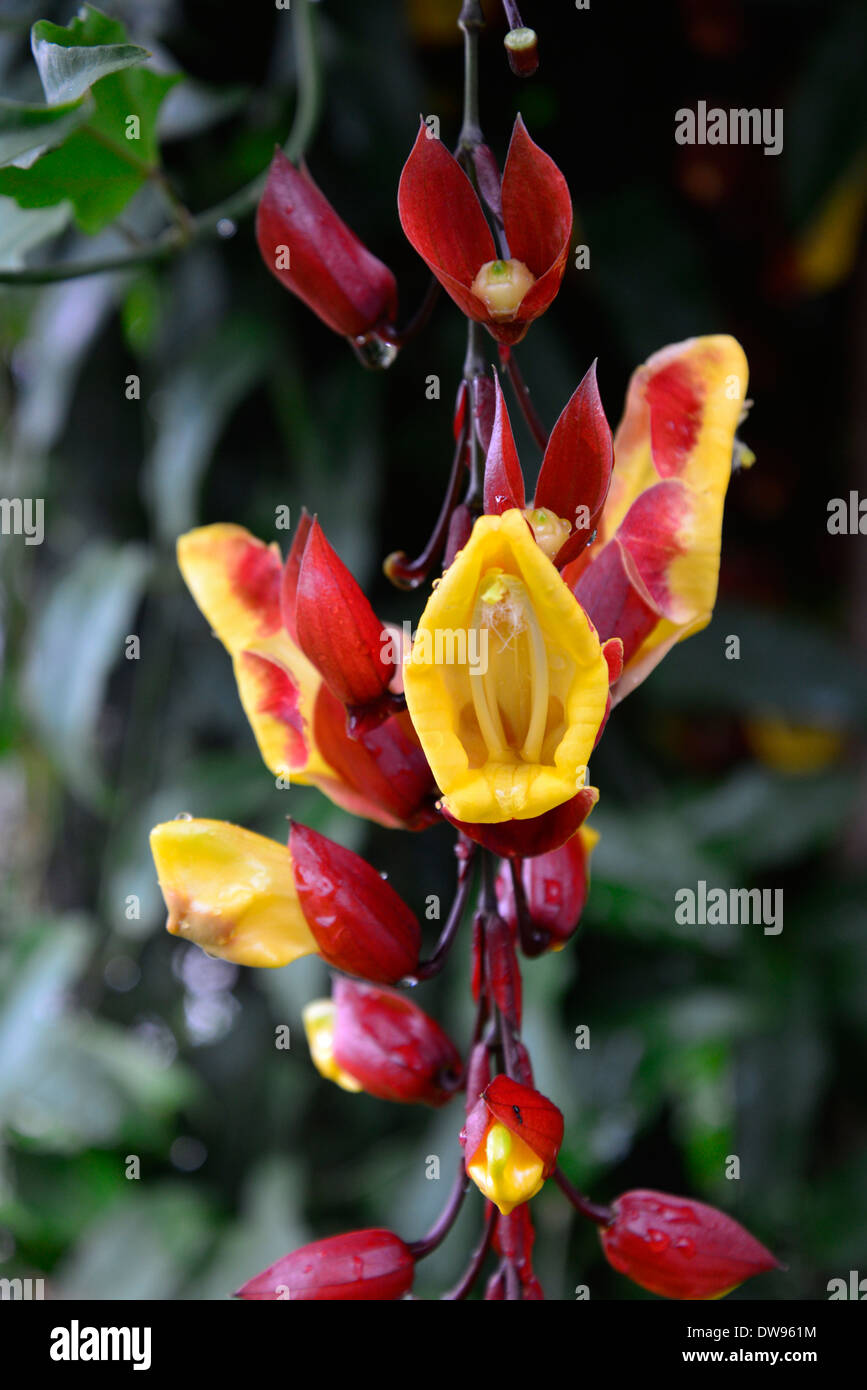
[256,150,398,340]
[290,821,420,983]
[331,977,462,1106]
[600,1189,780,1300]
[236,1229,413,1300]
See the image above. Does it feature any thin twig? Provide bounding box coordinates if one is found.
[409,1160,471,1259]
[554,1167,614,1227]
[442,1203,497,1299]
[502,346,550,452]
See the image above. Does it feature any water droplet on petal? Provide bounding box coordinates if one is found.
[175,812,193,821]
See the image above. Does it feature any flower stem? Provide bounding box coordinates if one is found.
[501,346,550,453]
[553,1167,614,1227]
[409,1159,471,1259]
[457,0,485,155]
[406,841,478,982]
[442,1202,497,1299]
[384,407,470,590]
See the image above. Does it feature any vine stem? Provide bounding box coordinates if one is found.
[405,841,478,982]
[409,1160,471,1259]
[553,1167,614,1227]
[501,346,550,453]
[0,0,321,285]
[442,1203,497,1300]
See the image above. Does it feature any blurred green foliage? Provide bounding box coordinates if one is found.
[0,0,866,1300]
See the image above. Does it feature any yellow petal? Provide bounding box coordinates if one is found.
[149,818,317,968]
[404,509,609,823]
[467,1121,545,1216]
[302,1000,363,1092]
[177,525,331,784]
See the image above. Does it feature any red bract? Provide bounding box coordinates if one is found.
[295,518,395,708]
[398,116,571,345]
[442,786,598,858]
[463,1075,563,1178]
[256,149,398,341]
[496,827,596,951]
[482,365,613,564]
[331,977,462,1106]
[289,822,421,983]
[312,684,438,830]
[236,1229,413,1300]
[600,1190,780,1300]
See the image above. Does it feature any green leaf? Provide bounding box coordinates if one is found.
[0,95,92,168]
[31,5,150,105]
[0,194,71,268]
[21,543,151,806]
[0,7,179,232]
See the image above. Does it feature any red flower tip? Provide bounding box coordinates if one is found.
[600,1189,780,1300]
[235,1228,413,1301]
[294,519,395,708]
[441,785,598,858]
[534,360,613,567]
[463,1075,564,1178]
[256,149,398,341]
[483,375,526,515]
[289,821,421,983]
[331,977,462,1106]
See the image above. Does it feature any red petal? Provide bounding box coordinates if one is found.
[442,787,598,858]
[483,1075,564,1176]
[483,376,526,515]
[601,1190,779,1300]
[500,116,571,327]
[646,359,703,478]
[313,686,437,830]
[295,519,394,706]
[571,539,660,665]
[502,117,572,279]
[616,478,695,621]
[398,123,496,317]
[332,978,462,1107]
[256,150,397,339]
[280,509,313,643]
[237,650,308,769]
[290,822,421,983]
[535,361,613,552]
[236,1229,413,1301]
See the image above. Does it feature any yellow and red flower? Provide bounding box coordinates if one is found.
[177,519,436,830]
[149,817,421,982]
[462,1075,563,1216]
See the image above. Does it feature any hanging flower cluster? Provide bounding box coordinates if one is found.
[150,6,775,1302]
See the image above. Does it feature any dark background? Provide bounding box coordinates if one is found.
[1,0,866,1299]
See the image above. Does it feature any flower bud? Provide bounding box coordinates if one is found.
[289,821,421,983]
[294,519,395,709]
[496,824,599,951]
[256,150,398,341]
[304,978,462,1106]
[461,1075,563,1216]
[236,1229,414,1300]
[600,1189,779,1300]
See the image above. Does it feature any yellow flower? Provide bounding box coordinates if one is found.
[149,818,316,968]
[403,508,610,823]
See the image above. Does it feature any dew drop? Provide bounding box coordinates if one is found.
[175,811,193,821]
[645,1228,670,1252]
